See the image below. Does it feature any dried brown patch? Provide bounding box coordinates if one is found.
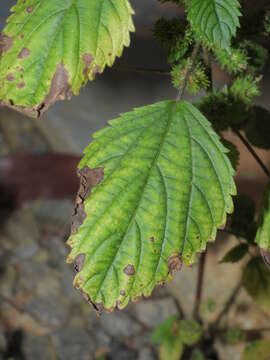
[261,248,270,269]
[71,166,104,235]
[74,253,86,273]
[81,292,104,316]
[0,34,13,55]
[6,74,14,82]
[27,5,34,13]
[18,47,30,59]
[92,65,101,76]
[120,290,126,296]
[150,236,155,242]
[167,254,182,274]
[124,264,135,276]
[17,82,25,89]
[82,53,94,76]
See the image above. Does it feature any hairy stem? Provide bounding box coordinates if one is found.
[235,129,270,179]
[193,251,207,321]
[176,43,201,102]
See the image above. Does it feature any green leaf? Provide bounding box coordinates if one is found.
[256,184,270,252]
[220,243,249,263]
[152,316,184,360]
[178,320,202,346]
[0,0,134,117]
[229,194,257,242]
[67,100,236,311]
[243,340,270,360]
[151,315,180,345]
[159,341,184,360]
[242,257,270,315]
[220,139,240,171]
[244,106,270,150]
[191,349,206,360]
[187,0,241,49]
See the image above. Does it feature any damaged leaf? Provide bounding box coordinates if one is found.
[67,100,236,312]
[0,0,134,117]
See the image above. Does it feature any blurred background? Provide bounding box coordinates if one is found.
[0,1,270,359]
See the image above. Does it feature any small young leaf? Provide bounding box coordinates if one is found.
[242,257,270,315]
[187,0,241,49]
[256,184,270,252]
[151,315,180,345]
[244,106,270,150]
[220,243,249,263]
[243,340,270,360]
[159,341,184,360]
[178,320,202,346]
[191,349,206,360]
[67,100,236,312]
[0,0,134,117]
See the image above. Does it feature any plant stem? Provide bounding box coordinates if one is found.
[176,43,201,102]
[193,251,207,321]
[211,281,242,329]
[234,129,270,179]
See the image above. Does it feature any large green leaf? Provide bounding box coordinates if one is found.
[242,257,270,315]
[256,184,270,252]
[67,100,236,311]
[0,0,134,117]
[188,0,241,49]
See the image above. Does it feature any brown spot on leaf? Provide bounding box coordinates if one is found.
[82,53,94,76]
[261,248,270,269]
[150,236,155,242]
[74,253,86,273]
[0,34,13,55]
[42,63,72,112]
[6,74,14,82]
[71,166,104,235]
[120,290,126,296]
[27,5,34,13]
[17,82,25,89]
[18,47,30,59]
[92,65,101,77]
[167,254,182,274]
[124,264,135,276]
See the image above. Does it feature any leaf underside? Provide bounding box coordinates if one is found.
[256,184,270,252]
[188,0,241,49]
[0,0,134,117]
[67,100,236,312]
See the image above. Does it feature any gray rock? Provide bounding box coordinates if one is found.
[27,199,73,224]
[138,347,156,360]
[133,298,178,327]
[46,236,68,269]
[61,267,82,304]
[24,296,69,329]
[52,327,95,360]
[110,341,137,360]
[23,335,56,360]
[99,312,141,338]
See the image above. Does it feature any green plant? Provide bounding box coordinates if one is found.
[1,0,270,359]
